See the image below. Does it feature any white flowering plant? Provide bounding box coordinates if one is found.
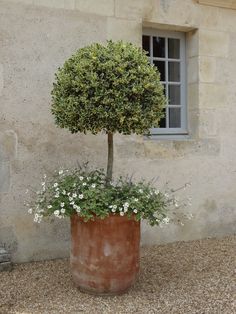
[27,168,192,226]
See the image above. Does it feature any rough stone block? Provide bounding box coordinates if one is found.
[0,162,10,193]
[107,17,142,46]
[199,30,229,57]
[0,64,3,97]
[199,83,228,108]
[187,30,199,58]
[33,0,64,9]
[0,130,17,161]
[75,0,114,16]
[64,0,75,9]
[188,57,199,84]
[115,0,143,20]
[0,262,12,272]
[188,83,199,111]
[199,110,219,137]
[8,0,33,4]
[199,56,216,83]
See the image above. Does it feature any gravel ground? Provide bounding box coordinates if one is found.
[0,235,235,314]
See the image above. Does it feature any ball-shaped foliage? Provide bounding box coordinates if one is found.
[51,40,166,135]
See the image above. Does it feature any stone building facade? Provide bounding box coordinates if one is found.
[0,0,235,262]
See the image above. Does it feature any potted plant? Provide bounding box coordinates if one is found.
[28,41,178,295]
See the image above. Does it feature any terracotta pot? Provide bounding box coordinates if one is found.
[70,213,140,295]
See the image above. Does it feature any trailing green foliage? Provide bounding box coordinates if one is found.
[27,168,172,226]
[51,40,166,135]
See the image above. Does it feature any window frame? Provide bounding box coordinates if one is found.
[142,28,188,135]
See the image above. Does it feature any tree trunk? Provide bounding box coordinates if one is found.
[106,132,113,184]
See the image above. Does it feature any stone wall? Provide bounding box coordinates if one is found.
[0,0,235,262]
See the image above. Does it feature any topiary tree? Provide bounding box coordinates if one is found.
[51,41,166,183]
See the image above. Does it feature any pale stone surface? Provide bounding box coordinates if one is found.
[199,56,216,83]
[0,162,10,193]
[115,0,143,20]
[188,83,199,111]
[107,17,142,45]
[0,64,3,96]
[75,0,114,16]
[199,84,228,108]
[187,29,199,58]
[7,0,33,4]
[0,130,17,161]
[198,0,236,10]
[188,57,199,84]
[64,0,75,10]
[199,110,219,138]
[33,0,64,9]
[199,29,229,57]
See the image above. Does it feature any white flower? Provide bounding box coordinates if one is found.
[120,212,124,216]
[41,182,45,186]
[124,202,129,208]
[111,208,116,213]
[55,187,59,191]
[54,194,59,198]
[91,183,96,188]
[61,208,65,214]
[59,170,63,175]
[43,174,47,179]
[47,205,52,209]
[154,190,159,195]
[72,193,77,198]
[163,217,170,224]
[62,190,66,195]
[54,210,60,216]
[138,189,143,193]
[54,183,58,188]
[67,192,70,196]
[134,198,138,202]
[34,213,43,223]
[133,209,138,214]
[28,208,33,214]
[69,196,73,202]
[70,201,75,205]
[73,205,81,213]
[60,202,65,207]
[82,182,87,186]
[79,194,83,199]
[79,176,83,181]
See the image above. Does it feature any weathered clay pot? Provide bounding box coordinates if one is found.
[70,214,140,295]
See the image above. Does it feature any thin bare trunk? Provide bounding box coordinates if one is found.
[106,132,113,184]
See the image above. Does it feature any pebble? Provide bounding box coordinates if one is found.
[0,235,235,314]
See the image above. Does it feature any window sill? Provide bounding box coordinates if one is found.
[144,133,191,141]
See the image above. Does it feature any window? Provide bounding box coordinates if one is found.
[142,29,187,135]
